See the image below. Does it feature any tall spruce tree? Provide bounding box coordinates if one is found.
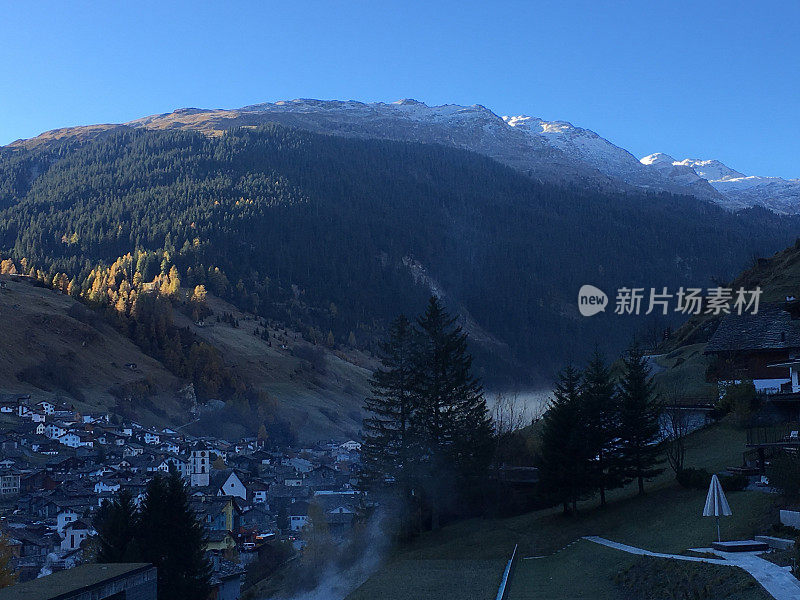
[137,470,211,600]
[413,296,493,529]
[580,352,622,506]
[616,344,664,495]
[94,490,139,563]
[538,365,591,514]
[360,315,420,533]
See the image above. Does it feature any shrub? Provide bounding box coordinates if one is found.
[615,556,761,599]
[676,468,710,490]
[719,474,749,492]
[676,468,747,492]
[767,451,800,501]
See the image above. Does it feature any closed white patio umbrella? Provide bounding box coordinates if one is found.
[703,473,732,542]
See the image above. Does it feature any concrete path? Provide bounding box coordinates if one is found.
[583,536,800,600]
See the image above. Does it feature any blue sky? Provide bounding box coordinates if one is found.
[1,1,798,177]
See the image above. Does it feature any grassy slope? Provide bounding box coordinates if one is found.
[347,421,778,600]
[0,275,373,440]
[173,294,374,442]
[653,343,717,401]
[0,275,184,426]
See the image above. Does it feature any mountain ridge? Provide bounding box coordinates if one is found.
[8,98,796,213]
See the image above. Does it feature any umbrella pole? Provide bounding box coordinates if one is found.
[716,516,721,542]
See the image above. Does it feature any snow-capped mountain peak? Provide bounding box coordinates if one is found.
[640,154,800,214]
[640,152,677,166]
[673,158,745,182]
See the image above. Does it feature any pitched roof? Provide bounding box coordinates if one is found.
[705,304,800,353]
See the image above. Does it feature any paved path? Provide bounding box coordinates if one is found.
[583,536,800,600]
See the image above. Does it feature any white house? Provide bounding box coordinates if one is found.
[45,423,68,439]
[36,400,55,415]
[61,520,91,552]
[94,480,121,494]
[159,441,181,454]
[158,457,188,478]
[289,501,310,531]
[58,433,81,448]
[340,440,361,452]
[57,510,79,534]
[143,431,161,445]
[216,471,247,500]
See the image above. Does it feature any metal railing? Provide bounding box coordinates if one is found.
[495,544,518,600]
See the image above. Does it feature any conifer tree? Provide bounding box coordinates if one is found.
[537,365,590,514]
[580,352,622,506]
[616,344,664,495]
[414,296,493,528]
[137,470,211,600]
[361,315,419,531]
[94,490,139,563]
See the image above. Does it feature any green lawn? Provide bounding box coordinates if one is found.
[345,420,780,600]
[348,559,506,600]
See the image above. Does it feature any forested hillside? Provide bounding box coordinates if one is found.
[1,124,798,388]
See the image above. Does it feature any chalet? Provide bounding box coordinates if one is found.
[191,496,241,532]
[57,510,80,533]
[239,504,272,529]
[20,470,59,493]
[29,410,46,423]
[94,480,121,494]
[212,469,247,500]
[159,440,181,454]
[209,560,245,600]
[0,471,21,496]
[288,500,310,531]
[705,304,800,398]
[61,519,91,551]
[157,455,189,478]
[206,530,237,553]
[57,432,90,448]
[36,400,55,415]
[248,481,269,504]
[142,430,161,445]
[45,422,69,440]
[123,443,145,457]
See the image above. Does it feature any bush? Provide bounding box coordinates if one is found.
[767,451,800,501]
[713,382,759,424]
[676,468,710,490]
[719,474,749,492]
[676,468,747,492]
[615,556,762,599]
